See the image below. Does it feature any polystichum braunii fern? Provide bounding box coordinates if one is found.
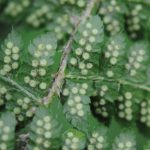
[0,0,150,150]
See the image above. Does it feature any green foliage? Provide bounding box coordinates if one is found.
[24,33,57,91]
[68,16,104,75]
[112,132,136,150]
[62,128,86,150]
[144,141,150,150]
[63,80,92,129]
[100,33,127,78]
[87,127,108,150]
[0,112,16,150]
[0,0,150,149]
[47,13,73,41]
[0,81,12,106]
[0,30,22,75]
[28,107,61,149]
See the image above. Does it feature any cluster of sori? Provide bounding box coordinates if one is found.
[92,98,109,118]
[63,83,89,96]
[24,57,48,90]
[60,0,86,8]
[92,85,109,118]
[26,5,52,27]
[0,34,21,75]
[47,14,72,40]
[12,97,36,121]
[140,100,150,127]
[62,131,84,150]
[69,17,103,75]
[112,133,136,150]
[24,34,56,90]
[0,113,16,150]
[125,44,146,78]
[87,131,107,150]
[126,4,142,38]
[117,92,133,121]
[99,0,122,35]
[104,41,120,77]
[0,122,12,150]
[0,85,11,106]
[4,0,30,17]
[30,115,57,150]
[92,81,118,119]
[63,82,89,119]
[102,35,125,78]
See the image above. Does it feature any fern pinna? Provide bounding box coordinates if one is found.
[0,0,150,150]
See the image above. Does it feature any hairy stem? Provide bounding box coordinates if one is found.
[43,0,98,105]
[65,74,150,92]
